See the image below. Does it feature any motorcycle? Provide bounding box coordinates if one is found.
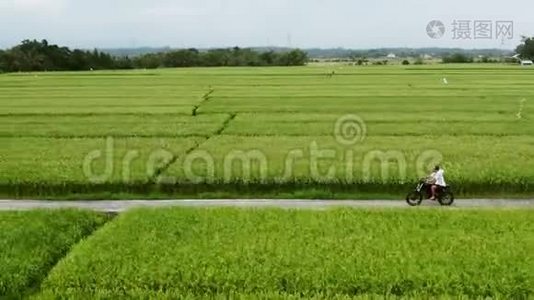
[406,179,454,206]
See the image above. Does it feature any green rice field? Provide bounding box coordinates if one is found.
[1,65,533,198]
[2,208,533,298]
[0,209,108,297]
[36,208,534,298]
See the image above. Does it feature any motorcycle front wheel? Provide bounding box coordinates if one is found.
[438,191,455,206]
[406,191,423,206]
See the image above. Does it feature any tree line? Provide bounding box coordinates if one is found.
[442,36,534,63]
[0,40,308,72]
[516,36,534,60]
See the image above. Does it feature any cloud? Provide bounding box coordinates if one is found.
[0,0,533,49]
[10,0,65,15]
[142,2,220,18]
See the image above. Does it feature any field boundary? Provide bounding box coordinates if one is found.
[215,113,237,135]
[192,86,215,116]
[148,112,238,182]
[24,217,112,299]
[0,210,113,298]
[149,139,207,182]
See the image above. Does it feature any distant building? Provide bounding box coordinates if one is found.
[387,53,396,59]
[520,60,533,66]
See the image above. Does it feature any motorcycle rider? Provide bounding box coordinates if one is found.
[429,165,446,200]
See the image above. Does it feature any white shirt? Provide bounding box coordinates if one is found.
[433,169,446,187]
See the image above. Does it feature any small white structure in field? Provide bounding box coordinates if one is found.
[442,78,448,85]
[520,60,533,66]
[387,53,396,59]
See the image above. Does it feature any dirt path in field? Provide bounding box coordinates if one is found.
[1,199,533,212]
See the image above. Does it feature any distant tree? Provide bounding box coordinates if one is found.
[414,58,424,65]
[202,49,230,66]
[516,36,534,60]
[402,60,410,65]
[288,49,308,65]
[356,57,369,66]
[69,50,90,70]
[242,48,262,66]
[477,56,498,63]
[275,49,308,66]
[134,53,162,69]
[87,50,114,70]
[163,49,200,67]
[442,53,473,63]
[0,39,308,72]
[11,40,48,71]
[114,56,134,69]
[227,47,261,66]
[226,47,242,66]
[259,51,276,65]
[0,39,118,71]
[0,50,6,72]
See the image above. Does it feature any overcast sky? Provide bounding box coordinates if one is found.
[1,0,533,49]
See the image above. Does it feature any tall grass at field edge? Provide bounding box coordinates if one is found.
[0,181,531,200]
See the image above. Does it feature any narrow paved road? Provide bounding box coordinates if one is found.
[1,199,534,213]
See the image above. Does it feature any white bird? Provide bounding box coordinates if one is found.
[442,78,448,85]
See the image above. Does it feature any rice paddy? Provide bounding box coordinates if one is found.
[1,65,533,198]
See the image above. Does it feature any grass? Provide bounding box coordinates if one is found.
[0,114,226,138]
[37,207,534,298]
[225,120,532,136]
[164,136,534,187]
[0,137,204,183]
[1,64,533,199]
[0,209,109,298]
